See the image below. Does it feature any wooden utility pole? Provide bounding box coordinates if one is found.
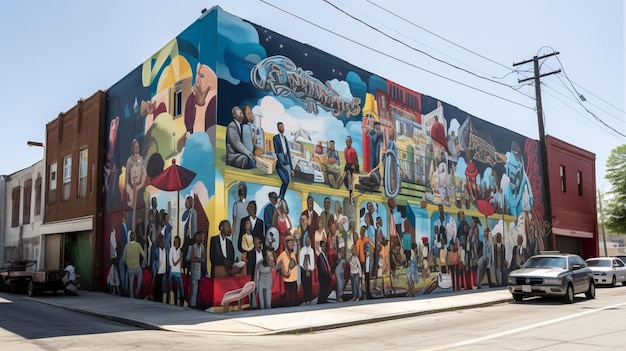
[513,52,560,249]
[597,189,608,257]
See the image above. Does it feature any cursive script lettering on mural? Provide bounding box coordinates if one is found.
[251,55,361,118]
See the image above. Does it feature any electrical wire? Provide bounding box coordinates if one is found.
[542,87,626,140]
[333,0,504,81]
[574,82,625,114]
[322,0,516,90]
[542,75,626,138]
[365,0,512,72]
[258,0,534,110]
[544,66,624,123]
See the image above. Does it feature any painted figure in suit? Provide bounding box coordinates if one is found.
[239,200,265,253]
[226,106,255,169]
[317,240,333,304]
[181,196,197,273]
[509,234,528,273]
[301,196,320,243]
[272,122,294,199]
[210,220,236,278]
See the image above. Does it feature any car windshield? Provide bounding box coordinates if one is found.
[586,260,611,267]
[523,256,567,269]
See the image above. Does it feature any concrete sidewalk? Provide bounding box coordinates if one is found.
[27,288,512,335]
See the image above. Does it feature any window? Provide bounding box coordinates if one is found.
[173,83,183,116]
[559,165,566,192]
[48,162,57,204]
[78,149,88,197]
[577,171,583,196]
[23,179,32,224]
[63,155,72,200]
[35,176,41,216]
[11,186,20,227]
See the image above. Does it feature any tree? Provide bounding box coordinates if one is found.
[604,145,626,233]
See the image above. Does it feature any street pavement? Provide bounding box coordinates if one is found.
[26,288,512,335]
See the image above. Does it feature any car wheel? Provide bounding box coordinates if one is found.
[512,293,523,302]
[585,281,595,299]
[563,284,574,304]
[611,276,616,287]
[27,280,34,297]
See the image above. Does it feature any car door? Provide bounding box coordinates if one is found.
[614,259,626,283]
[570,256,587,293]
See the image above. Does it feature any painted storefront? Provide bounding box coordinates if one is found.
[102,7,551,310]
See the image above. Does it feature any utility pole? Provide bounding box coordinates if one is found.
[513,52,560,249]
[597,189,608,257]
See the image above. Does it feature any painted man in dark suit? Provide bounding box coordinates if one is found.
[239,200,265,252]
[272,121,294,199]
[301,195,320,243]
[210,220,238,278]
[317,241,333,304]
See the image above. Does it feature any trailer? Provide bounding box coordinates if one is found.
[0,260,36,294]
[1,260,67,296]
[27,270,67,296]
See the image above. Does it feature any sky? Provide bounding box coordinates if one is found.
[1,0,624,190]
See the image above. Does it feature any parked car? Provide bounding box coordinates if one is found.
[585,257,626,287]
[507,253,595,303]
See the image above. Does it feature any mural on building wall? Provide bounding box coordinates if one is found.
[101,7,551,311]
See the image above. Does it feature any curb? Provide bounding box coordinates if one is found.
[271,297,512,335]
[26,296,163,331]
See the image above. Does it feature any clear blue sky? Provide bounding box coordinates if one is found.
[1,0,623,188]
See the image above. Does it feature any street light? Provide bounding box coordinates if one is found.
[27,141,44,148]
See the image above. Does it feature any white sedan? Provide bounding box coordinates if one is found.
[585,257,626,287]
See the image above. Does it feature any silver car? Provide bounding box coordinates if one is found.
[585,257,626,287]
[507,253,595,303]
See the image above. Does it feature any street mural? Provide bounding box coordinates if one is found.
[101,7,551,311]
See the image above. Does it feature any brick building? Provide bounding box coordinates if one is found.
[40,90,106,290]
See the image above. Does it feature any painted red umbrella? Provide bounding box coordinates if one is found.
[476,199,495,225]
[150,159,196,235]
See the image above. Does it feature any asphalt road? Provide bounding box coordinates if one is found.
[1,286,625,351]
[0,292,142,349]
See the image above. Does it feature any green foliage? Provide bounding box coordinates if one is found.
[604,145,626,233]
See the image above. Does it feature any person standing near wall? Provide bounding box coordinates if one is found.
[123,231,146,299]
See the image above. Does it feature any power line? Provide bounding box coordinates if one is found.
[541,77,626,138]
[544,67,624,124]
[574,82,625,114]
[540,56,626,136]
[322,0,516,90]
[541,46,624,116]
[542,87,626,140]
[334,0,506,81]
[258,0,534,110]
[365,0,512,72]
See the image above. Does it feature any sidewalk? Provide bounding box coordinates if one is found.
[26,288,512,335]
